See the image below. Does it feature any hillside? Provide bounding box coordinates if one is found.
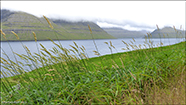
[150,27,185,38]
[103,27,146,38]
[1,9,115,41]
[52,19,115,40]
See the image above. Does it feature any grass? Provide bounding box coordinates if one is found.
[0,16,185,104]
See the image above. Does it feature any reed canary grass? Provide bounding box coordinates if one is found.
[73,41,79,48]
[70,45,78,52]
[45,74,52,76]
[11,31,19,40]
[1,58,11,65]
[32,32,37,42]
[132,38,136,42]
[43,15,53,29]
[1,29,7,40]
[0,29,7,39]
[81,45,86,51]
[110,41,116,49]
[80,47,85,53]
[122,40,129,47]
[130,40,134,44]
[121,48,126,50]
[163,34,165,38]
[104,42,108,45]
[156,24,159,30]
[88,24,92,34]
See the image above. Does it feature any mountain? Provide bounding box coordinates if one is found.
[102,27,146,38]
[150,27,185,38]
[52,19,115,40]
[1,9,115,41]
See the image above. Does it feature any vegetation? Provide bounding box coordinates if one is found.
[0,16,185,104]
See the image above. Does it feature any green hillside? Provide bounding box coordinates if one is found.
[103,27,146,38]
[52,19,115,39]
[150,27,185,38]
[1,9,115,41]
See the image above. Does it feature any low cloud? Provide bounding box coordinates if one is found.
[48,15,156,32]
[94,19,156,31]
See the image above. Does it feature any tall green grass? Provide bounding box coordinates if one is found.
[0,16,185,104]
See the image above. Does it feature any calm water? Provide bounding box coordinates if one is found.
[1,38,185,77]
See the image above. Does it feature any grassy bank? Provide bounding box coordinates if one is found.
[1,16,185,104]
[1,39,185,104]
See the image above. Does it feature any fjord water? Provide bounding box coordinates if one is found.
[1,38,185,77]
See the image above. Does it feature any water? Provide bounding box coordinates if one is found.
[1,38,185,77]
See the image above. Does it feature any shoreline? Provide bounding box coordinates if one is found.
[1,37,184,42]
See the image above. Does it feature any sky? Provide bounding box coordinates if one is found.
[1,1,185,32]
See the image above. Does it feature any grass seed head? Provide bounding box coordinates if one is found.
[156,24,159,30]
[32,32,37,42]
[0,29,6,37]
[138,44,142,49]
[88,24,92,34]
[82,45,86,50]
[93,50,100,55]
[104,42,108,45]
[24,45,31,55]
[81,53,88,59]
[130,40,134,44]
[69,49,76,54]
[122,40,129,46]
[11,31,19,40]
[161,42,163,45]
[163,34,165,38]
[132,38,136,42]
[121,48,126,50]
[70,45,78,52]
[80,47,85,53]
[110,41,115,49]
[45,73,51,76]
[73,41,79,48]
[43,15,53,29]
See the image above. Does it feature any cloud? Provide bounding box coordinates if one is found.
[1,1,185,31]
[94,18,156,31]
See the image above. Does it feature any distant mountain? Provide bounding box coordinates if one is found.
[140,30,150,34]
[150,27,185,38]
[102,27,146,38]
[1,9,115,41]
[52,19,115,40]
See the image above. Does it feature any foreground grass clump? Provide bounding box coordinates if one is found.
[1,16,185,104]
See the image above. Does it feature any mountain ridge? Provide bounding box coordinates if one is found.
[149,26,185,38]
[1,9,115,41]
[102,27,146,38]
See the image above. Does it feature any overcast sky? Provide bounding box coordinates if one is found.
[1,1,185,32]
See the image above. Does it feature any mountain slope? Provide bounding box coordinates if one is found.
[150,27,185,38]
[52,19,115,40]
[1,9,115,41]
[103,27,146,38]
